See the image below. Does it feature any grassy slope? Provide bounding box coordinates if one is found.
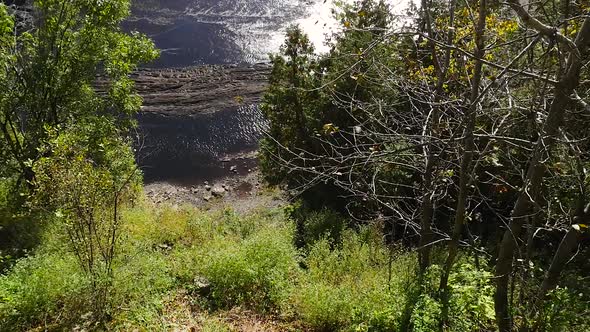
[0,195,586,331]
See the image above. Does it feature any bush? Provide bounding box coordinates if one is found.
[0,252,89,330]
[108,250,176,330]
[123,203,197,246]
[197,223,299,311]
[122,204,300,313]
[410,261,495,332]
[536,286,590,332]
[32,122,142,320]
[291,229,414,331]
[0,178,44,272]
[301,208,347,249]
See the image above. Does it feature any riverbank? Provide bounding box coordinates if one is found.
[143,151,286,214]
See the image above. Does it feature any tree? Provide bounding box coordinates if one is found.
[494,3,590,330]
[259,25,318,185]
[0,0,157,322]
[262,0,590,330]
[32,119,140,320]
[0,0,157,190]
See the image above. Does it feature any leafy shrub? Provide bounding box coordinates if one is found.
[301,208,347,249]
[291,229,412,331]
[0,178,44,272]
[410,261,495,332]
[411,293,442,332]
[32,122,141,320]
[109,250,176,330]
[447,263,495,330]
[196,222,298,311]
[0,252,89,330]
[123,204,197,246]
[536,287,590,332]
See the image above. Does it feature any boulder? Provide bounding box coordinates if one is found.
[211,185,226,197]
[193,276,211,297]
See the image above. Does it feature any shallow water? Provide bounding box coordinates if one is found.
[136,105,266,185]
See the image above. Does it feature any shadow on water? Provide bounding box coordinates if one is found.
[136,104,267,186]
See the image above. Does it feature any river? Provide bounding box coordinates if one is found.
[128,0,409,185]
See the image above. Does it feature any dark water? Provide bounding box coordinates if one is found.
[136,105,266,185]
[125,0,322,67]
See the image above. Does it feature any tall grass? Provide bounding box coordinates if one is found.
[3,199,584,331]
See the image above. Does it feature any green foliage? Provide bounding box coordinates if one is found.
[301,208,347,248]
[290,229,414,331]
[5,198,586,331]
[0,251,89,330]
[0,224,176,331]
[196,220,298,311]
[411,293,442,332]
[31,120,141,320]
[286,201,348,249]
[410,262,495,332]
[0,0,157,191]
[32,121,141,259]
[0,178,44,271]
[121,204,301,314]
[259,0,407,216]
[536,287,590,332]
[447,263,495,330]
[259,25,320,184]
[109,250,175,330]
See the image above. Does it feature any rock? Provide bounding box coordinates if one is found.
[157,243,171,250]
[101,65,270,117]
[203,194,212,202]
[191,187,199,194]
[230,165,238,172]
[204,181,209,185]
[193,276,211,297]
[211,185,226,197]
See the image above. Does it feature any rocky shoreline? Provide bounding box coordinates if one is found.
[97,63,271,118]
[133,64,271,117]
[120,64,274,208]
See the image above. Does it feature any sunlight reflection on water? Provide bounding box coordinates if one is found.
[128,0,410,66]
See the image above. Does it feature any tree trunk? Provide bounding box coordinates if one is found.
[439,0,487,329]
[418,0,456,274]
[539,225,582,297]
